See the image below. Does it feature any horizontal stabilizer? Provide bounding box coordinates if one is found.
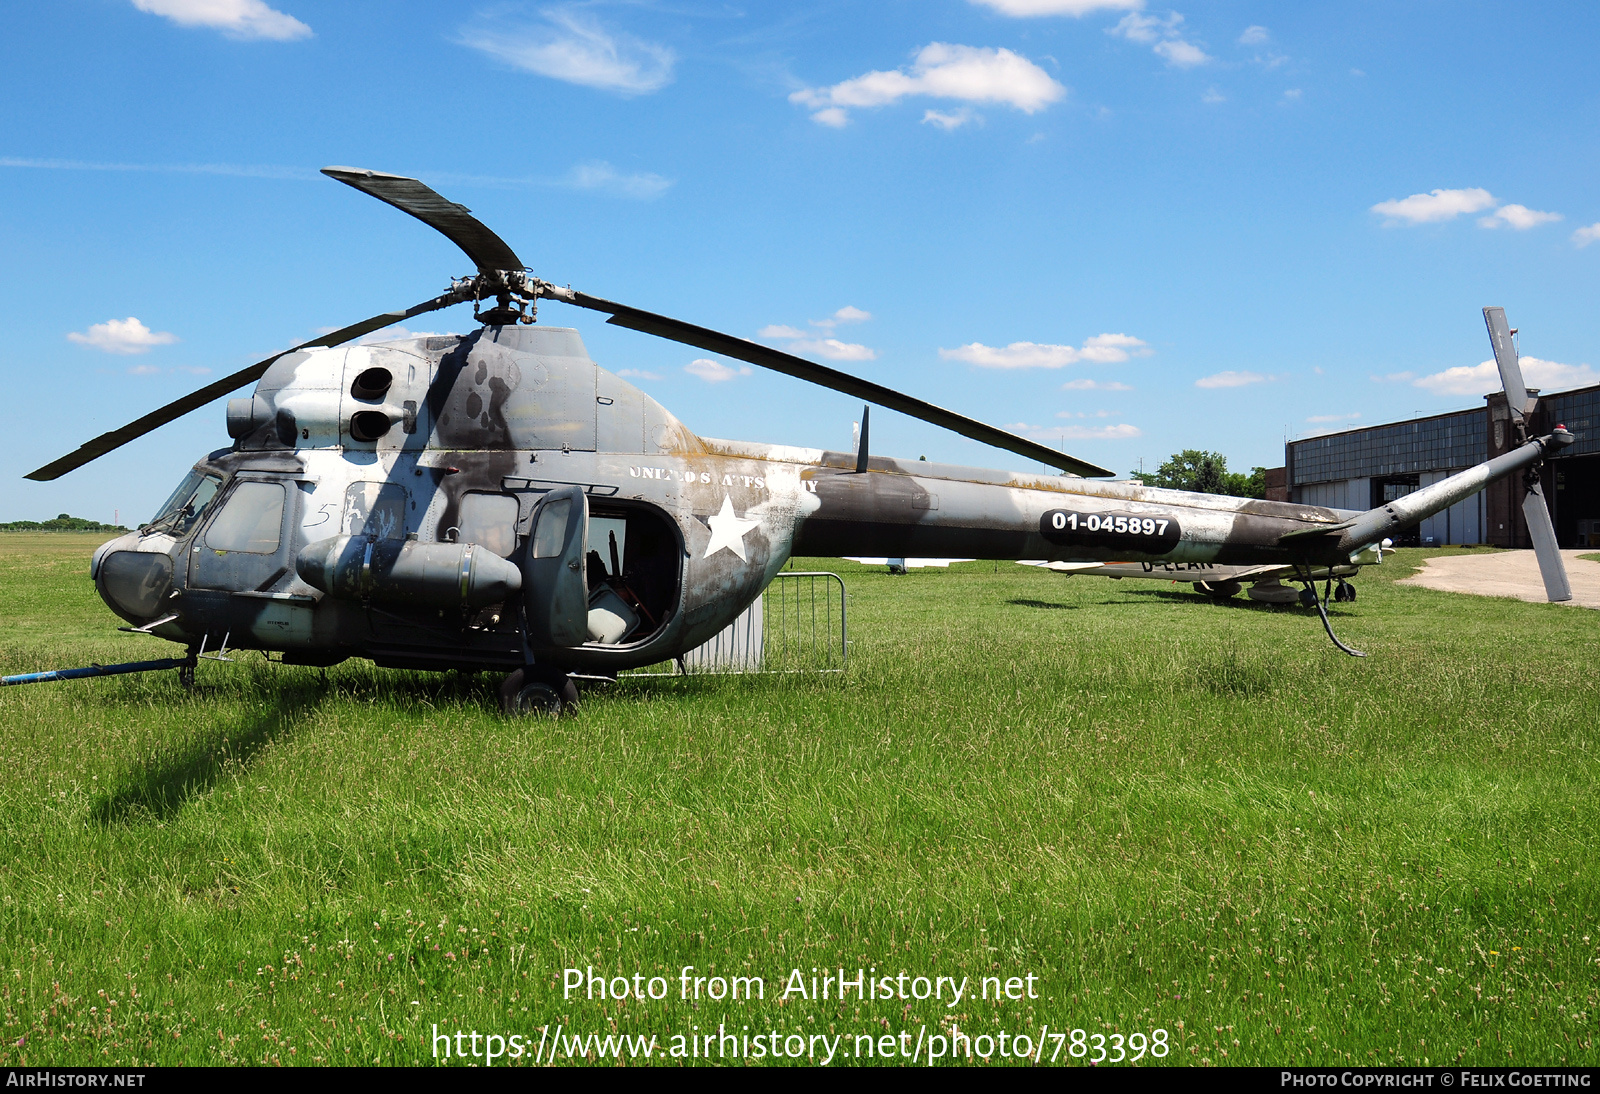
[1276,521,1356,543]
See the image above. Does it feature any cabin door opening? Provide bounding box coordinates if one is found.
[583,504,680,646]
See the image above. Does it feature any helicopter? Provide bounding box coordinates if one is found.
[13,167,1575,709]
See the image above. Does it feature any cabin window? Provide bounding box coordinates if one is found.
[459,493,518,557]
[531,498,571,559]
[343,482,408,540]
[204,481,285,554]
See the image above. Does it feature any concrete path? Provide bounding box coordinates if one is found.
[1398,549,1600,609]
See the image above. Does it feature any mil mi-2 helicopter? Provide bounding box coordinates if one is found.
[12,167,1575,709]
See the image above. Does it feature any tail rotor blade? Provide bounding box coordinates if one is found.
[1522,481,1573,602]
[1483,306,1530,421]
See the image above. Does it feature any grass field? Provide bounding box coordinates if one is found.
[0,533,1596,1067]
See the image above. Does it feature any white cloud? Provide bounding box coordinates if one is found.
[0,156,311,179]
[1370,371,1415,383]
[1370,187,1495,224]
[1573,223,1600,248]
[616,368,662,381]
[1062,378,1133,391]
[132,0,310,40]
[1063,423,1142,439]
[941,332,1149,369]
[174,366,211,375]
[458,8,674,95]
[68,317,179,355]
[1238,25,1269,45]
[1372,189,1562,230]
[808,306,872,331]
[1195,370,1267,388]
[356,325,451,345]
[969,0,1142,14]
[127,364,162,376]
[565,161,672,199]
[1109,12,1211,67]
[923,107,981,130]
[1201,87,1225,104]
[1110,12,1163,42]
[1154,38,1209,67]
[789,339,878,361]
[1281,87,1302,101]
[1005,420,1142,441]
[791,43,1065,126]
[761,309,878,360]
[1478,203,1561,230]
[685,358,751,383]
[1412,357,1599,397]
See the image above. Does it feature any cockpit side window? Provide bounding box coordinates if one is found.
[145,470,223,537]
[203,481,286,554]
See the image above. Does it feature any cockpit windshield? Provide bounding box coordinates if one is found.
[144,469,223,537]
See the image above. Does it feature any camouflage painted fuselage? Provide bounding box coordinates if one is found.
[91,326,1362,674]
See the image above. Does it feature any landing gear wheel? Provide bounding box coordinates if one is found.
[1195,580,1242,599]
[498,666,579,717]
[178,663,196,689]
[1334,580,1356,603]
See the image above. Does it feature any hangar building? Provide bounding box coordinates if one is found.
[1283,383,1600,548]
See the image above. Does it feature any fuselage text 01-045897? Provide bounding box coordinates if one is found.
[1039,509,1182,553]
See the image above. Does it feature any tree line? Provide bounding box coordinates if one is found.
[0,514,128,533]
[1129,450,1268,499]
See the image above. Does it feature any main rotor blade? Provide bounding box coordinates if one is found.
[26,298,456,482]
[322,166,524,274]
[1484,306,1529,422]
[1522,481,1573,602]
[550,290,1115,478]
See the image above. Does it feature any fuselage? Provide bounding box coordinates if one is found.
[91,325,1362,674]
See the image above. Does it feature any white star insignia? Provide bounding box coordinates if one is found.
[702,494,760,561]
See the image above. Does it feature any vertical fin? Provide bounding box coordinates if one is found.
[855,405,870,474]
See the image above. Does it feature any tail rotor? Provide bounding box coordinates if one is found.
[1483,306,1572,602]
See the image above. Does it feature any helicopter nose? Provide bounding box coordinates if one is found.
[95,533,177,622]
[89,532,132,581]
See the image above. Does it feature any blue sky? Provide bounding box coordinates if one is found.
[3,0,1598,523]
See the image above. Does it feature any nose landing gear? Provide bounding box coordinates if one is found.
[499,665,579,717]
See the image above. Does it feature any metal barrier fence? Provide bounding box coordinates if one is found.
[627,571,847,676]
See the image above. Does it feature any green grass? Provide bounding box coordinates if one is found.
[0,535,1596,1067]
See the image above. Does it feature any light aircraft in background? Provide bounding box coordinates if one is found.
[1018,558,1363,605]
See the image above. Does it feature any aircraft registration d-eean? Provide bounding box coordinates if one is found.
[9,168,1577,708]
